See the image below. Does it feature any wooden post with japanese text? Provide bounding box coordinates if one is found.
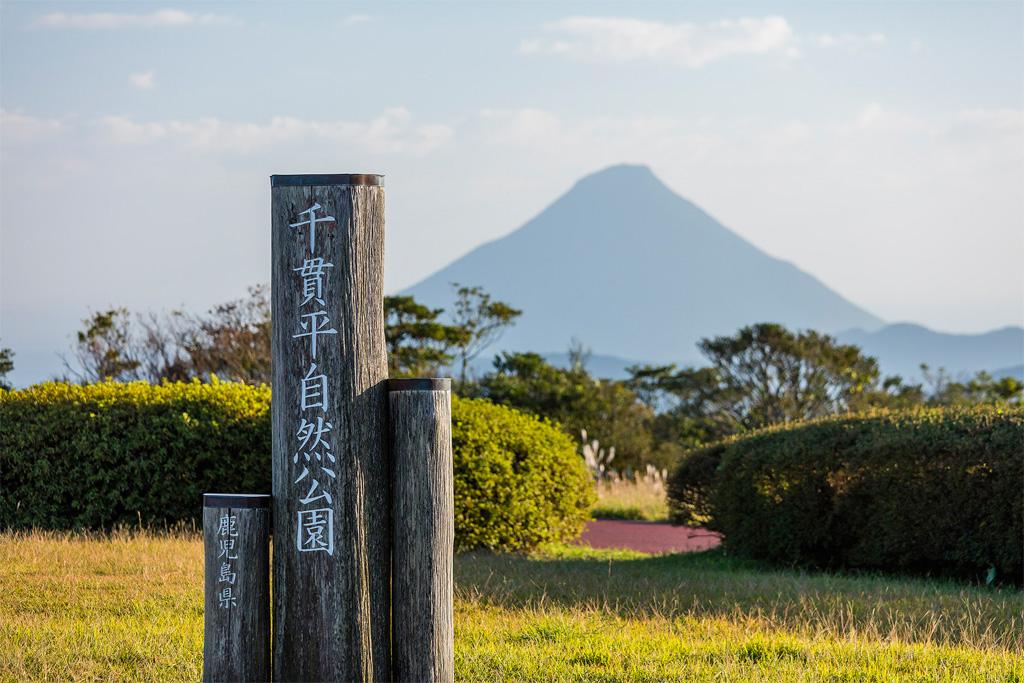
[202,493,271,683]
[270,174,390,682]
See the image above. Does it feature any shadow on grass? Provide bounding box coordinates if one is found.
[454,548,1024,650]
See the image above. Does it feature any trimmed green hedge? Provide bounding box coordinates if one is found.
[0,380,270,530]
[668,408,1023,582]
[0,381,593,551]
[452,396,593,551]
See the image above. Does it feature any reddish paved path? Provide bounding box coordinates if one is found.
[578,520,722,554]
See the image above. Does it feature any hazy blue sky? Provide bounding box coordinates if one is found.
[2,1,1022,385]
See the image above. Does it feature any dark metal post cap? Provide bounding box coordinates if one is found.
[270,174,384,187]
[204,493,272,508]
[387,378,452,392]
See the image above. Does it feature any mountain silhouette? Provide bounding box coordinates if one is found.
[837,324,1024,381]
[404,164,883,365]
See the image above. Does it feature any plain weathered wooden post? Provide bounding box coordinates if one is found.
[389,378,455,683]
[271,174,390,682]
[202,493,271,683]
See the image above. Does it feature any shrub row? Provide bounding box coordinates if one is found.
[0,381,593,551]
[668,407,1023,582]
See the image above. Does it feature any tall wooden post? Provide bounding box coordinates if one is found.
[202,493,271,683]
[271,174,390,682]
[390,378,455,683]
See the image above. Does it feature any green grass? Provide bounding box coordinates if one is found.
[1,531,1021,681]
[458,545,1023,680]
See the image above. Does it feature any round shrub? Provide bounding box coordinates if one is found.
[0,382,594,552]
[452,396,594,551]
[666,440,726,528]
[668,407,1023,582]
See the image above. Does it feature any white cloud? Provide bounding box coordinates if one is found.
[520,16,798,68]
[815,32,886,51]
[129,71,156,90]
[952,108,1024,131]
[858,102,885,127]
[944,109,1024,152]
[96,108,453,155]
[0,109,67,143]
[33,9,233,30]
[342,14,371,26]
[477,108,562,145]
[851,104,1024,144]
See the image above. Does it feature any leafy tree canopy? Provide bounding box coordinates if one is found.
[62,285,518,386]
[628,323,923,443]
[0,342,14,390]
[450,283,521,384]
[922,364,1022,406]
[475,349,656,469]
[385,295,467,378]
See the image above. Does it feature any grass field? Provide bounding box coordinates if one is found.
[1,530,1021,681]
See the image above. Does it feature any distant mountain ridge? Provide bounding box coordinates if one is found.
[837,324,1024,381]
[405,164,882,365]
[404,164,1021,380]
[468,341,1023,382]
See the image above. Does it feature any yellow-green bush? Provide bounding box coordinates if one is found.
[452,396,594,550]
[0,380,271,530]
[0,381,593,550]
[668,407,1024,582]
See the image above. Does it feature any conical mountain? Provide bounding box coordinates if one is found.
[403,164,883,364]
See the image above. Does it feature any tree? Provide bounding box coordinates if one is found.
[0,342,14,390]
[64,308,142,382]
[922,365,1023,406]
[697,323,892,426]
[181,284,272,383]
[385,295,467,377]
[627,364,742,447]
[135,310,193,382]
[478,351,655,469]
[628,323,920,445]
[61,287,498,386]
[63,287,273,385]
[450,283,521,384]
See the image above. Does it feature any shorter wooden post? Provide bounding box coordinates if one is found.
[389,378,455,683]
[202,493,270,683]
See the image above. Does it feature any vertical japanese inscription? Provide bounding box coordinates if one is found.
[271,175,390,682]
[290,203,338,556]
[202,495,272,683]
[216,513,239,607]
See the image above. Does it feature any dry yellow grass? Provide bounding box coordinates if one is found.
[0,528,204,681]
[591,465,669,520]
[2,530,1022,681]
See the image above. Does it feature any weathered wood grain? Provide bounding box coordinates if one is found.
[390,378,455,683]
[202,493,270,683]
[271,175,390,682]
